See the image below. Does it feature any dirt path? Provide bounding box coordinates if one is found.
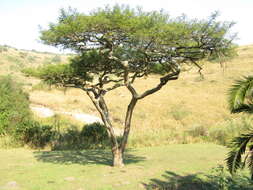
[30,104,123,136]
[30,104,102,124]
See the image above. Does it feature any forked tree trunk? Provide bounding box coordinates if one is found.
[86,70,179,167]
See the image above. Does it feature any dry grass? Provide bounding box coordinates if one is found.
[1,44,253,145]
[0,45,69,83]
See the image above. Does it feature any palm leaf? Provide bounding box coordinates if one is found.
[246,145,253,179]
[226,132,253,175]
[228,75,253,113]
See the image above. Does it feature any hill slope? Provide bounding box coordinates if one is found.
[1,44,253,146]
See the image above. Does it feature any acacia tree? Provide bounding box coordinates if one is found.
[26,6,235,166]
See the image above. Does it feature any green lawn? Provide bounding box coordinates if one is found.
[0,144,236,190]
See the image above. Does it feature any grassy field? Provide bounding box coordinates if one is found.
[0,144,241,190]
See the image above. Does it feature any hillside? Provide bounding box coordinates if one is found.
[1,44,253,146]
[0,45,70,82]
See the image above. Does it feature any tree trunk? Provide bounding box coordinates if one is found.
[120,97,137,153]
[112,148,124,167]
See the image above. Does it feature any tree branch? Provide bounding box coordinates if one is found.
[137,70,180,100]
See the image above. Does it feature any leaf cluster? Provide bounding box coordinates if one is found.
[226,132,253,177]
[228,76,253,113]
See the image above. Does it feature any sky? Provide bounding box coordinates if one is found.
[0,0,252,53]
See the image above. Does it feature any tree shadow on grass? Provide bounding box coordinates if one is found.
[33,149,145,166]
[143,170,253,190]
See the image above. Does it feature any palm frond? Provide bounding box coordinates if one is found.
[246,145,253,178]
[231,103,253,114]
[228,75,253,113]
[226,132,253,175]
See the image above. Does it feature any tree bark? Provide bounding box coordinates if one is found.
[112,147,124,167]
[120,97,138,153]
[86,91,124,167]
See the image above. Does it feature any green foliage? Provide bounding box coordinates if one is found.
[226,75,253,179]
[53,123,110,150]
[23,63,92,86]
[226,132,253,177]
[35,5,235,88]
[16,120,55,148]
[208,44,238,63]
[0,76,31,136]
[0,76,54,148]
[146,165,253,190]
[228,75,253,113]
[81,122,109,145]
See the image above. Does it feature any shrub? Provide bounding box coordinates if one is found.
[15,120,55,148]
[81,122,109,143]
[0,76,31,136]
[52,123,110,150]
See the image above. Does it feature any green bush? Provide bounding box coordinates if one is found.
[15,120,55,148]
[0,76,31,136]
[81,122,109,143]
[0,76,55,148]
[52,123,110,150]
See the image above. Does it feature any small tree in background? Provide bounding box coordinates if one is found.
[25,5,235,166]
[226,76,253,179]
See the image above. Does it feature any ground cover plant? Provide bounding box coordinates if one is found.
[24,5,235,166]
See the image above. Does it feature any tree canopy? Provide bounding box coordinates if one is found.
[25,5,236,166]
[37,6,235,90]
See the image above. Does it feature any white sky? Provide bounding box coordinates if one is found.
[0,0,252,53]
